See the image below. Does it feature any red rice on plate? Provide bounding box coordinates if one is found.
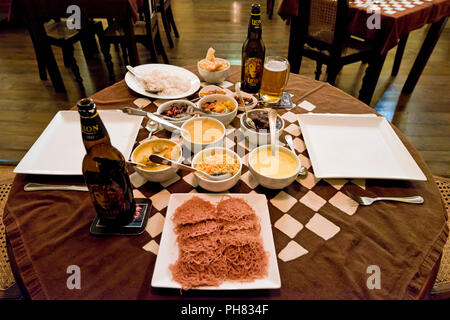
[169,196,268,290]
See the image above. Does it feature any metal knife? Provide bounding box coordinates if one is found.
[24,183,89,192]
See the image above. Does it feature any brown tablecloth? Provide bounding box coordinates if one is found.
[279,0,450,55]
[4,66,448,299]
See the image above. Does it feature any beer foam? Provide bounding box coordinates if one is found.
[264,60,287,72]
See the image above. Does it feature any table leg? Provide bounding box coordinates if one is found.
[401,17,448,94]
[391,33,409,77]
[122,18,140,66]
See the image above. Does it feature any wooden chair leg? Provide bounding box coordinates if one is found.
[37,58,48,80]
[100,40,115,83]
[44,46,66,92]
[326,63,340,85]
[62,45,72,67]
[64,43,83,88]
[391,34,409,77]
[167,5,179,38]
[359,53,387,105]
[315,62,323,80]
[155,31,169,64]
[80,33,99,60]
[160,7,174,48]
[120,41,129,65]
[267,0,274,19]
[144,37,158,63]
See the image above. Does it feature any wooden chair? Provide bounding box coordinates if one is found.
[431,175,450,300]
[100,0,169,83]
[0,182,19,300]
[44,19,103,89]
[157,0,179,48]
[288,0,378,85]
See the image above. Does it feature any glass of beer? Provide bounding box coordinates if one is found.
[259,56,290,104]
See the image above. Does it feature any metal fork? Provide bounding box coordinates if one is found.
[344,191,424,205]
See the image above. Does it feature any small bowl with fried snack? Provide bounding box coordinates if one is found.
[197,47,230,84]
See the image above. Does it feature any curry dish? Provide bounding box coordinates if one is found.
[133,140,181,171]
[183,118,224,144]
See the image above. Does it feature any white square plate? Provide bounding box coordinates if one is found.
[297,114,426,180]
[151,193,281,290]
[14,110,143,175]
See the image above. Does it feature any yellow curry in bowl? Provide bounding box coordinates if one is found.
[132,139,181,171]
[183,118,224,145]
[250,147,299,178]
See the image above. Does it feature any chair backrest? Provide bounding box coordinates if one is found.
[141,0,158,36]
[297,0,349,56]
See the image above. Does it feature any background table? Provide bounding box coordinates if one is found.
[17,0,142,92]
[281,0,450,103]
[4,66,448,299]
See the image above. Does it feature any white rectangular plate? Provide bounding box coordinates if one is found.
[14,110,143,175]
[297,114,426,180]
[151,193,281,290]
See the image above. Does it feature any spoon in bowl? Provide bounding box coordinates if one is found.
[268,109,278,157]
[285,134,308,177]
[145,120,159,139]
[236,82,257,130]
[149,154,232,181]
[126,65,162,94]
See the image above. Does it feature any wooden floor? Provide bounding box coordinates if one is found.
[0,0,448,177]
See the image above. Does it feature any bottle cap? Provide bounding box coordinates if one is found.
[251,3,261,14]
[77,98,95,110]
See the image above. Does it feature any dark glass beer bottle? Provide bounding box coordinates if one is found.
[241,3,265,93]
[77,98,135,226]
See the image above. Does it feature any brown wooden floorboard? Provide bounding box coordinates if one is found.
[0,0,448,177]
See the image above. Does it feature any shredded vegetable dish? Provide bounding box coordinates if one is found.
[194,153,240,177]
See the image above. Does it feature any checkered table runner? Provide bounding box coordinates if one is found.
[131,90,368,265]
[352,0,433,15]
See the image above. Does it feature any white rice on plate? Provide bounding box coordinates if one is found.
[142,69,190,96]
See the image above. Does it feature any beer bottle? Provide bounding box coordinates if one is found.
[77,98,135,227]
[241,3,265,93]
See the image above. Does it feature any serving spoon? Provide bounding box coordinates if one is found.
[236,82,257,130]
[285,134,308,177]
[268,109,278,157]
[126,65,162,94]
[122,107,189,135]
[149,154,232,181]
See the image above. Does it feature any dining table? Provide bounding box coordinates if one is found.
[4,66,448,300]
[16,0,143,92]
[279,0,450,105]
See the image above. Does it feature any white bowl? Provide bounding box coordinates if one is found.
[131,139,182,182]
[240,109,285,146]
[197,94,238,125]
[191,147,242,192]
[181,116,226,154]
[233,91,258,112]
[248,145,300,189]
[197,58,230,84]
[156,100,196,132]
[199,85,233,98]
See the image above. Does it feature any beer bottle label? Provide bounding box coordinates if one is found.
[251,16,261,26]
[84,159,135,223]
[80,113,104,141]
[244,57,263,88]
